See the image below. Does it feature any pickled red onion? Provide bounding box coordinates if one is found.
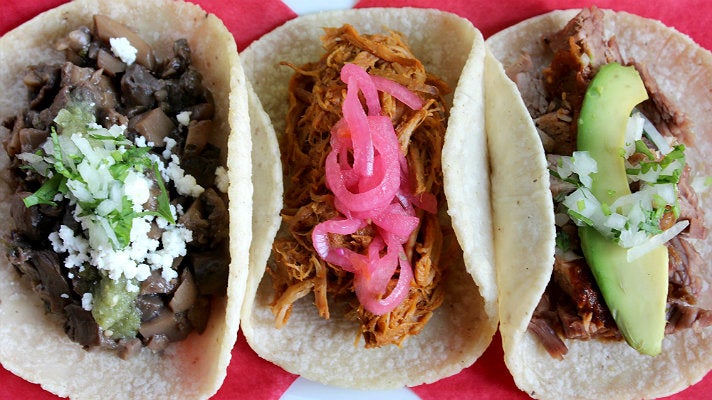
[325,117,400,212]
[312,63,434,316]
[312,218,366,268]
[341,64,379,176]
[354,246,414,316]
[341,63,381,116]
[372,75,424,110]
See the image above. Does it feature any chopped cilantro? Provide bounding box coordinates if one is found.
[555,230,571,252]
[635,140,656,160]
[18,103,178,250]
[23,174,64,207]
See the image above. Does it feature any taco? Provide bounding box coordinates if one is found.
[486,6,712,399]
[240,8,497,389]
[0,0,251,398]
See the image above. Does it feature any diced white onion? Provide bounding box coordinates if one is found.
[641,113,673,155]
[96,199,119,216]
[66,180,94,203]
[627,220,689,262]
[604,213,627,231]
[655,183,677,205]
[571,151,598,188]
[625,112,645,156]
[619,227,648,248]
[17,153,44,164]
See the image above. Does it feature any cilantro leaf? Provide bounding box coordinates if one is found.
[23,174,64,207]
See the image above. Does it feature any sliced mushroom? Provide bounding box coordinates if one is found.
[64,303,101,347]
[186,102,214,121]
[169,269,197,313]
[96,48,126,77]
[32,249,71,314]
[138,309,176,339]
[190,249,229,296]
[133,107,174,145]
[185,120,211,155]
[138,309,191,342]
[187,295,211,334]
[121,63,162,109]
[60,62,94,87]
[19,128,49,153]
[140,269,177,295]
[136,294,165,322]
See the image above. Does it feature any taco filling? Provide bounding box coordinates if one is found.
[3,15,229,358]
[504,7,712,359]
[269,24,451,347]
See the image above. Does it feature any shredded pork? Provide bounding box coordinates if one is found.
[269,24,450,347]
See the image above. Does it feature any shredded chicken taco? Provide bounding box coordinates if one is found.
[241,8,497,389]
[0,0,251,398]
[486,7,712,399]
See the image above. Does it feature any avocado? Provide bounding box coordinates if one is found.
[577,62,668,356]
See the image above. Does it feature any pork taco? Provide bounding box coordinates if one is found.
[486,7,712,399]
[0,0,251,398]
[240,8,497,389]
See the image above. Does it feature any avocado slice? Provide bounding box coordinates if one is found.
[577,62,668,356]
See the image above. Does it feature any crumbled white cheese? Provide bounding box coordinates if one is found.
[109,37,137,65]
[128,216,159,262]
[48,232,62,253]
[37,116,200,297]
[124,171,151,212]
[162,225,192,258]
[215,166,229,193]
[93,247,134,281]
[165,154,204,197]
[51,213,192,285]
[134,135,151,148]
[60,293,70,299]
[135,263,151,282]
[50,225,90,269]
[163,137,178,159]
[82,292,94,311]
[176,111,192,126]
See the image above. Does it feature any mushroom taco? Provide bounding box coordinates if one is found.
[486,7,712,399]
[0,0,251,398]
[240,8,497,389]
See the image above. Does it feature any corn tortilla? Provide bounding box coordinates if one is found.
[0,0,252,398]
[486,9,712,399]
[241,7,498,390]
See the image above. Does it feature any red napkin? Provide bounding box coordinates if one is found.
[355,0,712,49]
[1,1,711,399]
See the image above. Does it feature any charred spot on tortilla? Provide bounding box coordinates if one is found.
[504,6,712,359]
[2,15,230,358]
[269,24,451,348]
